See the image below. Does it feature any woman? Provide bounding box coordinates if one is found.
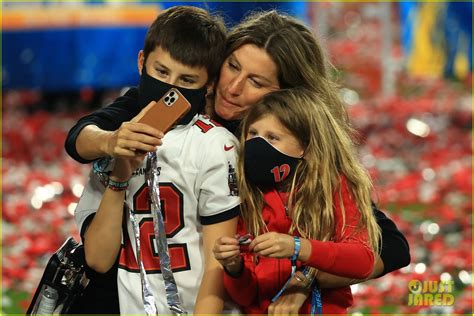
[65,10,409,314]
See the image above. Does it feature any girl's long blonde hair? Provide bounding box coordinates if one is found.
[238,89,380,254]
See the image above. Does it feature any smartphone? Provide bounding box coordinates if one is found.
[136,88,191,133]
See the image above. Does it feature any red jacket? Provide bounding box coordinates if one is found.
[224,177,374,314]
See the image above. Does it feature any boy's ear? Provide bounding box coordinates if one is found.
[137,50,145,75]
[205,82,216,97]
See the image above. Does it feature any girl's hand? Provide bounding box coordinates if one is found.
[212,236,242,274]
[249,232,295,258]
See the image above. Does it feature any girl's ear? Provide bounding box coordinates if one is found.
[298,150,305,159]
[300,146,309,159]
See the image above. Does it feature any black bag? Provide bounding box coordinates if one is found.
[27,237,89,315]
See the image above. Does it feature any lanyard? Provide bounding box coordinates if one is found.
[310,284,323,315]
[93,156,180,314]
[146,152,187,314]
[269,234,322,315]
[129,208,158,315]
[270,273,293,304]
[271,269,322,315]
[270,236,300,303]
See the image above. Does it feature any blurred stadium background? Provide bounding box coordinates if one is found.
[2,1,472,314]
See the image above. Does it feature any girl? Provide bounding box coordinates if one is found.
[213,88,381,314]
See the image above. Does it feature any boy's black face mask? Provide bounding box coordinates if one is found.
[138,66,207,125]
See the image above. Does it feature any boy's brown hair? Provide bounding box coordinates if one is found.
[143,6,227,83]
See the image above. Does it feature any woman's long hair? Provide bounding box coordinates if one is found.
[238,89,380,254]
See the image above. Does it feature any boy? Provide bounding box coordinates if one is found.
[73,6,239,314]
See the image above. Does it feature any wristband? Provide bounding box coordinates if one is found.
[107,178,129,191]
[292,236,301,262]
[272,237,302,304]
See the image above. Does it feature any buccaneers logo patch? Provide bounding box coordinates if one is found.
[227,162,238,196]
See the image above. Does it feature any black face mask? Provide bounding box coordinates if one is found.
[244,137,302,189]
[137,66,207,125]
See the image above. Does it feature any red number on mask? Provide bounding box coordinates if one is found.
[271,164,291,183]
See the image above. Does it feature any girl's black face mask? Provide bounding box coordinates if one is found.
[138,66,207,125]
[244,136,302,189]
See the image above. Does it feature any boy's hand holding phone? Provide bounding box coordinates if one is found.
[105,108,164,158]
[111,88,191,157]
[103,89,191,160]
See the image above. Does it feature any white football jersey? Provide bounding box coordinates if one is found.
[75,114,240,314]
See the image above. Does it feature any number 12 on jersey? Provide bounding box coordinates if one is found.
[119,183,191,273]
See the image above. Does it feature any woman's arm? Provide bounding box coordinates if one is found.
[194,217,238,314]
[374,206,411,276]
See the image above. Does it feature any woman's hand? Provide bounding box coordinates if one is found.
[249,232,295,258]
[212,236,242,274]
[268,284,310,315]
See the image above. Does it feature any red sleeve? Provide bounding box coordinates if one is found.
[223,254,258,307]
[304,177,374,279]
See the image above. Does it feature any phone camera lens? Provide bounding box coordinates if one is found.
[164,97,169,102]
[169,92,175,97]
[170,97,176,103]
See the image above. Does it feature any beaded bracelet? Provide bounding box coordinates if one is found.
[294,267,317,289]
[107,178,129,191]
[294,271,311,287]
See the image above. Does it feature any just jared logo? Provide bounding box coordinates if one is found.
[407,279,454,306]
